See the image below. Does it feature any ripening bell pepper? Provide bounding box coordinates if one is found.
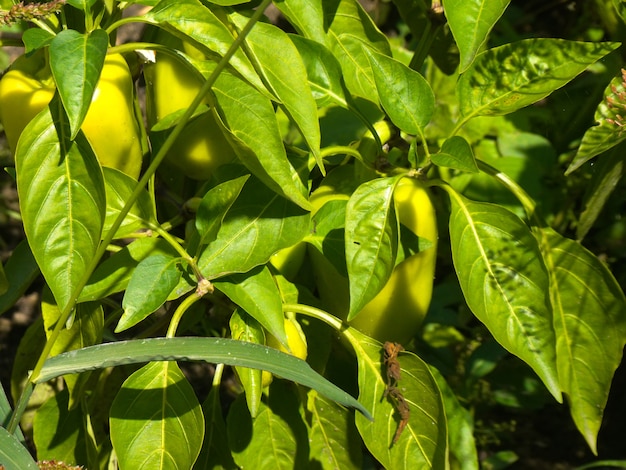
[143,47,237,180]
[0,51,144,179]
[309,171,438,344]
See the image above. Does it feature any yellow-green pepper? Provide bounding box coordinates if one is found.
[0,51,144,179]
[143,47,237,180]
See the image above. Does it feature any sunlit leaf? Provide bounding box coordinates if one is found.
[445,188,561,400]
[536,226,626,453]
[274,0,326,41]
[457,39,620,119]
[0,427,38,470]
[444,0,510,72]
[110,362,204,470]
[103,167,153,239]
[15,97,106,312]
[432,135,479,173]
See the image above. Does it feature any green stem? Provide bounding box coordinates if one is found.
[282,303,344,332]
[166,292,202,338]
[12,0,270,432]
[321,145,364,162]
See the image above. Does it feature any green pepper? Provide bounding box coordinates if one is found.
[143,45,237,180]
[0,51,144,179]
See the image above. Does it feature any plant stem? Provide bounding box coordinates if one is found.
[166,292,202,338]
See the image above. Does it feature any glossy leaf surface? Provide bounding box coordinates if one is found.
[103,167,153,239]
[0,426,39,469]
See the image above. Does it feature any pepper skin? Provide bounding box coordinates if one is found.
[0,52,144,179]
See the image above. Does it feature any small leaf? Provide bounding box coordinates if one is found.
[347,328,448,468]
[446,188,561,400]
[324,0,392,99]
[49,29,108,138]
[307,390,363,470]
[118,254,182,332]
[196,174,249,247]
[213,71,311,209]
[346,176,402,320]
[230,17,323,171]
[0,240,37,314]
[110,362,204,470]
[537,226,626,453]
[457,39,620,118]
[37,337,371,418]
[227,381,308,469]
[198,175,310,279]
[79,237,177,302]
[22,28,54,52]
[103,167,153,239]
[432,135,479,173]
[364,48,435,135]
[0,427,39,470]
[15,97,106,312]
[274,0,326,41]
[289,35,348,108]
[214,266,287,348]
[444,0,511,72]
[567,70,626,174]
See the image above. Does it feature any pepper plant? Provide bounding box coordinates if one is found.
[0,0,625,468]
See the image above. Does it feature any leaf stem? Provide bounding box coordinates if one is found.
[166,292,202,338]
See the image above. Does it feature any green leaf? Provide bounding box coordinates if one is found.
[457,39,620,118]
[274,0,326,41]
[432,135,479,173]
[446,189,561,400]
[0,241,39,316]
[307,389,362,470]
[345,176,402,320]
[37,337,371,418]
[103,167,153,239]
[536,227,626,454]
[229,309,265,417]
[198,176,310,279]
[110,361,204,470]
[567,70,626,174]
[1,383,25,445]
[194,384,237,469]
[196,174,249,247]
[214,266,287,348]
[348,329,448,468]
[364,48,435,135]
[323,0,392,99]
[144,0,265,92]
[33,388,89,466]
[230,17,323,171]
[0,427,38,470]
[49,29,108,139]
[227,381,309,469]
[22,28,54,52]
[0,264,7,296]
[289,35,349,108]
[444,0,511,73]
[213,71,311,209]
[614,0,626,22]
[118,253,182,332]
[78,238,177,302]
[15,97,106,312]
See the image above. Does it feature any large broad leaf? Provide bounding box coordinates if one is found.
[536,226,626,454]
[212,71,311,209]
[443,0,510,73]
[0,427,39,470]
[110,361,204,470]
[143,0,265,92]
[227,381,309,469]
[48,29,108,138]
[345,176,402,320]
[364,48,435,136]
[446,189,561,400]
[37,337,371,418]
[230,16,323,171]
[307,389,363,470]
[566,70,626,175]
[118,253,182,332]
[197,176,310,279]
[0,240,39,316]
[214,266,287,348]
[289,35,349,108]
[347,329,448,469]
[274,0,326,42]
[15,97,106,312]
[323,0,391,99]
[456,39,620,119]
[103,167,153,239]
